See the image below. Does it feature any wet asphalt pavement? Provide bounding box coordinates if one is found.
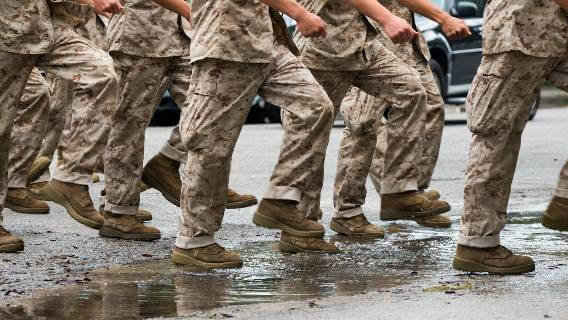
[1,106,568,319]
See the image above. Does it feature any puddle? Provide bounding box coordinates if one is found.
[0,226,455,319]
[2,215,568,320]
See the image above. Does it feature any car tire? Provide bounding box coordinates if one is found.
[429,59,447,98]
[528,94,540,121]
[266,102,282,123]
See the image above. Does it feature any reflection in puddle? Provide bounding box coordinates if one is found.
[1,225,454,319]
[3,214,566,319]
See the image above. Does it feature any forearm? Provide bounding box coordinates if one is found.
[398,0,448,24]
[152,0,191,19]
[342,0,395,26]
[553,0,568,10]
[260,0,309,21]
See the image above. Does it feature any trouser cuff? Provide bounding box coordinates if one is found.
[160,144,186,164]
[457,234,500,248]
[175,234,215,249]
[380,179,418,194]
[104,198,139,215]
[53,170,91,185]
[553,188,568,199]
[263,186,302,202]
[333,206,364,219]
[8,176,27,189]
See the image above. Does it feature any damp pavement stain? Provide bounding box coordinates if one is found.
[2,212,568,320]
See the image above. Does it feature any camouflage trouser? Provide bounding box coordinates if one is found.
[104,53,191,215]
[38,23,118,186]
[305,40,426,220]
[7,69,51,189]
[0,52,37,224]
[177,44,333,248]
[333,56,444,217]
[34,75,75,183]
[555,160,568,199]
[460,51,568,248]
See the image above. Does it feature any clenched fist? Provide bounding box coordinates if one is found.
[383,15,417,43]
[440,16,472,40]
[296,11,327,38]
[93,0,123,14]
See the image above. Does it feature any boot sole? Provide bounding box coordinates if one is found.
[279,241,339,254]
[452,257,535,275]
[226,198,258,209]
[414,219,452,229]
[252,211,325,238]
[171,251,243,269]
[26,157,51,184]
[141,171,180,207]
[380,203,451,221]
[329,220,385,238]
[542,213,568,231]
[99,227,161,241]
[45,184,102,230]
[5,202,49,214]
[0,243,24,253]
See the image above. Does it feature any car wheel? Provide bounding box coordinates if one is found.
[528,94,540,121]
[266,102,282,123]
[429,59,447,98]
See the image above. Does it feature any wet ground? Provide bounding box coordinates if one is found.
[1,107,568,319]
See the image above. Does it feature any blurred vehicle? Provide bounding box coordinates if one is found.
[151,3,539,126]
[416,0,539,120]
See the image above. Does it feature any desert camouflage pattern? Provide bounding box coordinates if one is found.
[107,0,191,58]
[297,0,377,71]
[190,1,295,63]
[36,23,118,185]
[373,0,430,62]
[177,44,333,248]
[483,0,568,58]
[48,0,94,28]
[8,69,51,189]
[334,53,444,216]
[104,52,192,215]
[0,0,53,54]
[460,51,568,248]
[301,39,426,219]
[0,53,37,222]
[161,127,187,163]
[554,161,568,199]
[77,14,108,50]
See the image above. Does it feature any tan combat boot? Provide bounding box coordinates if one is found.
[226,188,258,209]
[452,245,535,274]
[542,196,568,231]
[92,173,101,183]
[253,199,325,237]
[5,188,49,214]
[142,153,181,207]
[0,226,24,253]
[45,179,104,229]
[279,232,339,254]
[414,214,452,228]
[99,212,161,240]
[98,189,153,222]
[421,189,441,200]
[330,214,385,238]
[26,156,51,184]
[380,191,450,221]
[171,243,243,268]
[28,181,52,201]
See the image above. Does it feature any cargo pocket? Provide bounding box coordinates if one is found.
[466,72,509,136]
